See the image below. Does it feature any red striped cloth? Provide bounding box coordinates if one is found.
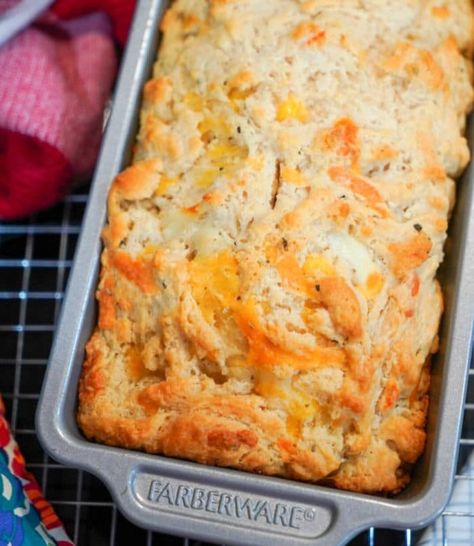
[0,0,136,219]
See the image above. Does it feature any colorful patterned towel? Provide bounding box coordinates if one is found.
[0,396,73,546]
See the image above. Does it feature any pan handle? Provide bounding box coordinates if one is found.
[105,465,362,546]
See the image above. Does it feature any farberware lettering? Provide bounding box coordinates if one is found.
[147,480,312,529]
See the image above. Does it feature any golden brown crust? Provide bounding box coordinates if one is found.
[78,0,474,494]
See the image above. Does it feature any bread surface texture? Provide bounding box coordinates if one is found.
[78,0,474,493]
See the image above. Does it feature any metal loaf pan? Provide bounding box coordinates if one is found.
[37,1,474,544]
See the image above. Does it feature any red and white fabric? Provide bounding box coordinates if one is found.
[0,0,136,219]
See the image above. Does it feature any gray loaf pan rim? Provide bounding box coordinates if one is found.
[36,1,474,545]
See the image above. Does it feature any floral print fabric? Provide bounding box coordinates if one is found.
[0,396,73,546]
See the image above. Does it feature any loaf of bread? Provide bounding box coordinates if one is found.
[78,0,474,493]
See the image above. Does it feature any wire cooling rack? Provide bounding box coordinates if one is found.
[0,186,473,546]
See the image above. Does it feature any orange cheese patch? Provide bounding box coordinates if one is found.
[275,254,314,296]
[143,77,172,104]
[303,254,335,277]
[314,277,362,339]
[97,275,115,330]
[411,273,420,297]
[113,159,162,200]
[254,375,318,437]
[431,5,450,19]
[110,250,157,294]
[198,116,232,142]
[184,91,204,112]
[226,70,255,110]
[384,43,445,90]
[364,272,384,298]
[265,241,362,338]
[193,141,247,190]
[328,166,382,203]
[182,13,201,31]
[291,21,326,46]
[228,87,255,101]
[377,378,400,414]
[324,118,359,167]
[126,346,156,381]
[189,250,240,323]
[389,232,432,279]
[235,300,346,371]
[155,175,178,196]
[266,242,321,297]
[276,94,309,123]
[281,165,308,186]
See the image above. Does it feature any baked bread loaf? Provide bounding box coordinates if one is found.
[78,0,474,493]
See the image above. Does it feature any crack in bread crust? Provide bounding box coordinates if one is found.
[78,0,474,494]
